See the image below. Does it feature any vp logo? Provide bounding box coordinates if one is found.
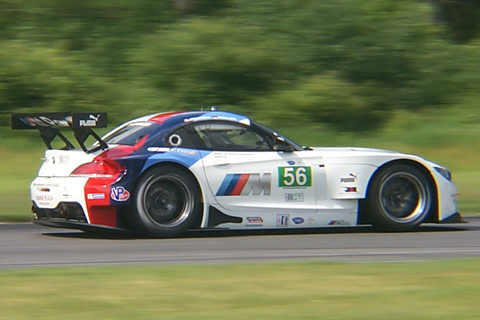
[111,186,130,201]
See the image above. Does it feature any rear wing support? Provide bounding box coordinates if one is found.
[37,126,75,150]
[11,112,108,154]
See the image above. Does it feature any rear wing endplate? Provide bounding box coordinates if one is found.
[11,112,108,154]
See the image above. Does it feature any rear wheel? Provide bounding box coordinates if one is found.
[128,166,202,237]
[367,164,433,231]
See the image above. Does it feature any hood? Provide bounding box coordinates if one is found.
[310,146,402,156]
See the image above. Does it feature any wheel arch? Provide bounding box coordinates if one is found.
[358,159,439,225]
[132,161,205,229]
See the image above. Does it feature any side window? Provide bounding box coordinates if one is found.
[103,122,160,146]
[191,122,272,151]
[164,128,195,148]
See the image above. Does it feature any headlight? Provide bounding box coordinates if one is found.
[434,166,452,181]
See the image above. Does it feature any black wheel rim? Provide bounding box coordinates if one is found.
[141,175,193,228]
[378,172,430,223]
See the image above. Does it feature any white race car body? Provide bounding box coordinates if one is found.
[193,147,458,229]
[14,110,460,237]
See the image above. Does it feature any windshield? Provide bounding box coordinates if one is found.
[103,122,160,146]
[252,121,305,151]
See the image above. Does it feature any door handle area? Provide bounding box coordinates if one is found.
[214,162,231,166]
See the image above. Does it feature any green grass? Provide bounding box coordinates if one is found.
[0,260,479,320]
[1,106,479,221]
[0,145,44,222]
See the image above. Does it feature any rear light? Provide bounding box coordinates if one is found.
[70,160,126,181]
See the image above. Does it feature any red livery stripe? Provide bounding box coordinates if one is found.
[231,174,250,195]
[148,111,184,124]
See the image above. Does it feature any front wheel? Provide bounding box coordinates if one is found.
[128,166,202,237]
[366,164,434,231]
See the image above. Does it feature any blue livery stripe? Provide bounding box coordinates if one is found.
[224,174,242,196]
[216,174,237,196]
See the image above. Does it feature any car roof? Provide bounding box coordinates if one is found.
[143,110,252,128]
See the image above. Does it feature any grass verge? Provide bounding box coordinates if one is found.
[0,260,479,320]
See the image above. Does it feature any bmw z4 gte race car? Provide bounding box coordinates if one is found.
[12,109,462,237]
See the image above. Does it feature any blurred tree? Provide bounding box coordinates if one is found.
[1,0,479,133]
[253,74,385,132]
[0,41,117,116]
[432,0,480,42]
[174,0,196,14]
[174,0,230,15]
[131,18,290,108]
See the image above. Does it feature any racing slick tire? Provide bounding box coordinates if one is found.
[128,166,202,238]
[366,163,434,231]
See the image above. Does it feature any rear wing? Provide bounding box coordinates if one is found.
[11,112,109,154]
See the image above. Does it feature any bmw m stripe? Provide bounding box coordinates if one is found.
[216,174,250,196]
[216,173,271,196]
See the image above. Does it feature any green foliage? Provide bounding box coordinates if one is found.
[254,74,385,131]
[131,18,290,109]
[432,0,480,43]
[0,0,480,132]
[0,41,121,126]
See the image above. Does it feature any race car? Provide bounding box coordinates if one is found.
[12,109,461,237]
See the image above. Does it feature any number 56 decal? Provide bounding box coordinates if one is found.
[278,166,312,187]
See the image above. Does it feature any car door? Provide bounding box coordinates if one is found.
[187,121,318,228]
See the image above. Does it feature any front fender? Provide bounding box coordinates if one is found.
[325,164,377,199]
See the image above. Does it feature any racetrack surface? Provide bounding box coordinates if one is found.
[1,217,479,269]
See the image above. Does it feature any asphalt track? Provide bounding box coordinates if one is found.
[1,217,479,269]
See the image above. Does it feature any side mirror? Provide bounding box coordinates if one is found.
[273,138,294,152]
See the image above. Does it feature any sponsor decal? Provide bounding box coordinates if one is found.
[344,187,358,193]
[184,115,214,122]
[58,155,70,164]
[79,114,101,127]
[184,115,246,123]
[33,182,58,188]
[23,116,69,127]
[147,147,170,153]
[246,216,264,227]
[214,152,255,158]
[285,193,304,202]
[292,217,305,225]
[216,173,271,196]
[277,214,289,227]
[174,148,197,156]
[287,161,296,165]
[146,147,197,156]
[212,115,239,122]
[35,195,54,202]
[278,166,312,188]
[111,187,130,201]
[87,193,106,200]
[328,220,351,226]
[340,173,358,183]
